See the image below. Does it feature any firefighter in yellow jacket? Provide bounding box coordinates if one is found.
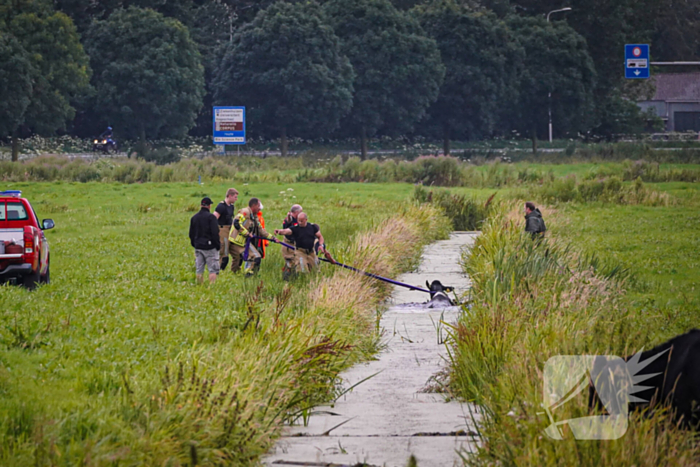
[229,197,277,275]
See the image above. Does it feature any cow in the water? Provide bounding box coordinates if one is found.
[589,329,700,429]
[426,280,454,308]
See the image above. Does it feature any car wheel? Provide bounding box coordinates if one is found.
[40,264,50,284]
[23,269,41,290]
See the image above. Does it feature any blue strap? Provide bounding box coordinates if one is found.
[242,237,252,261]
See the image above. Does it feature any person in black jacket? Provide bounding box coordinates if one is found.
[189,197,221,284]
[524,202,546,240]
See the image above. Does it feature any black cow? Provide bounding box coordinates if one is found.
[425,280,455,308]
[589,329,700,428]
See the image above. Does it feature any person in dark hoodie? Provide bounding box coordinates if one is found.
[189,197,221,284]
[524,202,546,239]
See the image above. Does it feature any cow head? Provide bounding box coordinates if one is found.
[426,280,454,296]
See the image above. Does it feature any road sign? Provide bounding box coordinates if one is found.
[625,44,650,79]
[213,106,245,145]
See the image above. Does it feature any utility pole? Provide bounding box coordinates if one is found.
[547,8,573,143]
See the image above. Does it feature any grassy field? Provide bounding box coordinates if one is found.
[0,181,452,465]
[553,187,700,314]
[450,179,700,465]
[1,160,698,466]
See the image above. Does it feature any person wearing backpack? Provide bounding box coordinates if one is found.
[524,202,546,239]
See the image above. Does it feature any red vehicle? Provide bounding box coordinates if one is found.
[0,191,54,289]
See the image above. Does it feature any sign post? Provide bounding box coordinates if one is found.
[625,44,650,79]
[213,106,246,154]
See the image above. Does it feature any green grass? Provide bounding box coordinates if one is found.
[5,154,700,188]
[449,182,700,466]
[1,168,698,465]
[551,189,700,336]
[0,181,451,465]
[498,162,700,178]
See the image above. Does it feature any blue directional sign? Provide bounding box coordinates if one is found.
[213,106,246,145]
[625,44,650,79]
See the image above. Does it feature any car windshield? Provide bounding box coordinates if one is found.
[0,202,5,221]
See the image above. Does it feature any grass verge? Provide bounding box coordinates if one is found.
[4,155,699,189]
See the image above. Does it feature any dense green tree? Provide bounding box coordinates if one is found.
[0,0,91,160]
[392,0,483,10]
[501,0,663,137]
[476,0,513,16]
[391,0,428,9]
[415,0,523,154]
[85,7,205,152]
[593,90,656,136]
[651,0,700,62]
[54,0,197,31]
[55,0,227,137]
[0,33,33,149]
[566,0,658,137]
[323,0,444,158]
[182,1,235,136]
[17,0,695,147]
[219,0,297,24]
[507,16,596,152]
[213,1,354,156]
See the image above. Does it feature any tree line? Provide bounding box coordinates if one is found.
[1,0,697,160]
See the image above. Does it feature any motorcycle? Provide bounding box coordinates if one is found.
[93,137,118,154]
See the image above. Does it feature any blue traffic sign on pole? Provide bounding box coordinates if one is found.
[213,106,246,145]
[625,44,650,79]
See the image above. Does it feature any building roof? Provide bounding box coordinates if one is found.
[652,72,700,102]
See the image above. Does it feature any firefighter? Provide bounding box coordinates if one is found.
[255,202,268,260]
[229,198,278,275]
[280,204,302,280]
[275,212,325,274]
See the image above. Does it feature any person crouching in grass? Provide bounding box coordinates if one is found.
[189,197,220,284]
[524,201,547,241]
[275,212,325,273]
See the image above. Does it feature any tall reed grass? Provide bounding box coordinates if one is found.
[449,204,699,466]
[0,155,556,187]
[3,154,699,191]
[306,156,556,187]
[0,155,305,184]
[412,186,495,231]
[574,159,700,183]
[519,175,674,206]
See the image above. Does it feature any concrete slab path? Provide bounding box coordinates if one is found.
[264,232,479,467]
